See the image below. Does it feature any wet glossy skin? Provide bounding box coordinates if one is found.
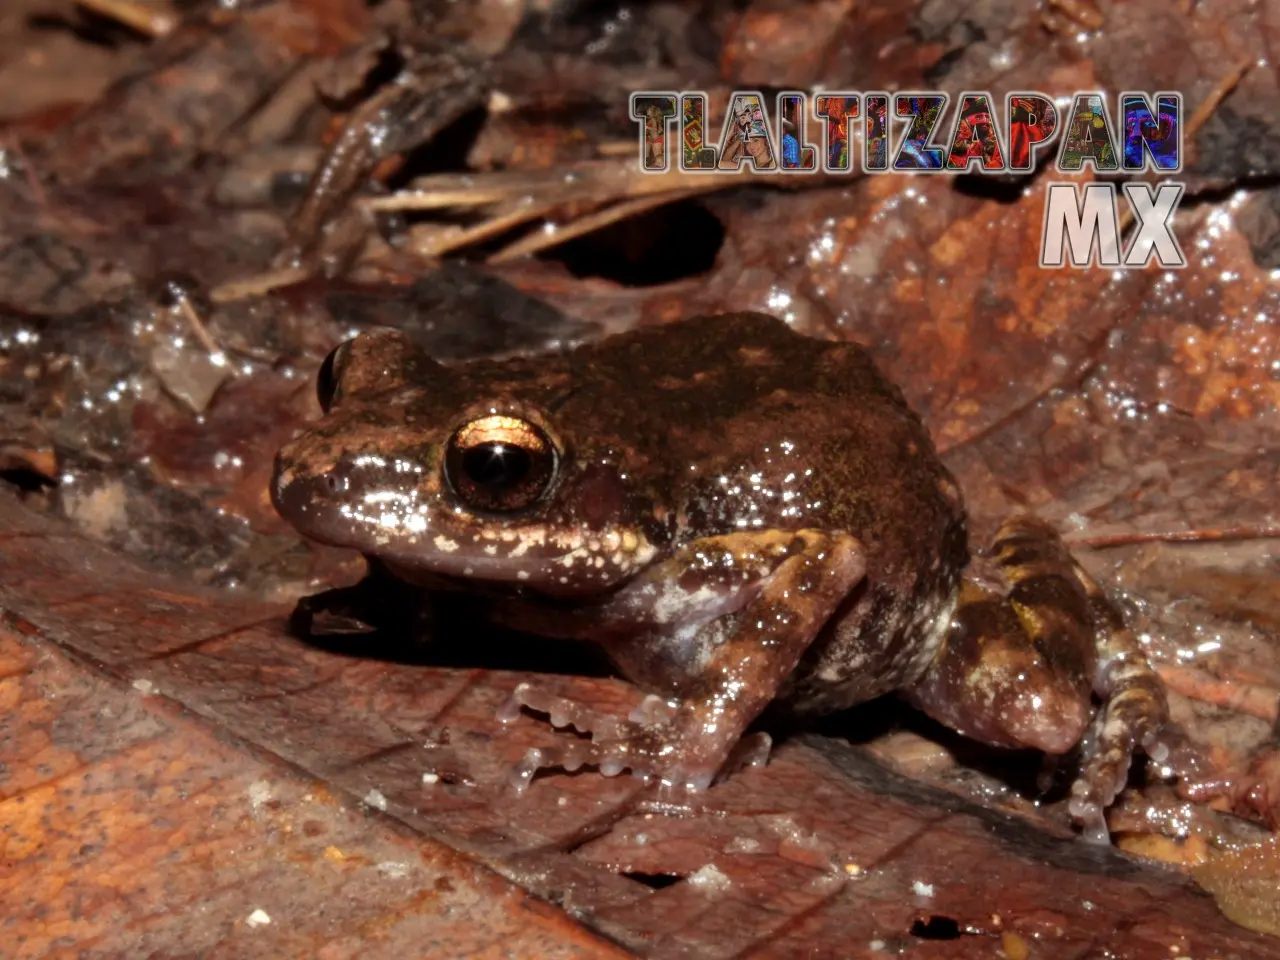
[273,312,1166,836]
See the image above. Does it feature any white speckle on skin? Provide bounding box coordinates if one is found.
[421,772,439,785]
[377,861,411,879]
[246,909,271,927]
[132,678,156,695]
[652,581,723,625]
[364,789,388,811]
[912,880,935,898]
[433,535,459,553]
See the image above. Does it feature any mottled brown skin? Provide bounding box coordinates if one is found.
[272,312,1166,836]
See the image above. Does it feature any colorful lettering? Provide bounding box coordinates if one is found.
[1007,93,1058,172]
[814,95,859,172]
[1121,92,1181,171]
[1057,93,1118,171]
[716,92,778,171]
[945,92,1005,171]
[681,93,717,171]
[893,94,948,171]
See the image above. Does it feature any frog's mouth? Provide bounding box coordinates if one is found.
[273,469,651,598]
[369,521,658,599]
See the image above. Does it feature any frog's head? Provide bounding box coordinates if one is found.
[271,327,658,596]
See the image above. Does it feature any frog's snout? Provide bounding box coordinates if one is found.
[271,447,432,552]
[270,452,357,532]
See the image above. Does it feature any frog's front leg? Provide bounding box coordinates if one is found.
[906,515,1168,839]
[503,529,866,792]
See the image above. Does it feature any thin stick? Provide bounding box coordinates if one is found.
[1067,526,1280,549]
[364,187,514,212]
[176,295,222,357]
[415,202,563,258]
[1185,58,1253,142]
[488,187,710,263]
[209,265,310,304]
[77,0,177,37]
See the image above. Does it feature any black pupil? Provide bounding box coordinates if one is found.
[462,442,531,489]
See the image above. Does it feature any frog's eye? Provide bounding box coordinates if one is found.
[444,415,558,513]
[316,340,352,413]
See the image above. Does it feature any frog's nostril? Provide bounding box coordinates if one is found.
[324,471,345,494]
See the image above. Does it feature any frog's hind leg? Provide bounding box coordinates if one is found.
[905,515,1167,838]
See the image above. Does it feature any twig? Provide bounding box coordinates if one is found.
[175,294,222,358]
[412,202,564,258]
[77,0,178,37]
[1067,526,1280,549]
[209,266,309,304]
[487,187,708,263]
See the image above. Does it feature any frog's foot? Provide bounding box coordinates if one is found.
[291,585,381,637]
[499,683,775,794]
[496,681,645,734]
[1066,555,1169,840]
[507,710,731,796]
[1066,654,1171,838]
[514,733,710,794]
[291,568,436,641]
[497,683,669,790]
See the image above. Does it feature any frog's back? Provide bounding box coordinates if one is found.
[565,312,958,533]
[561,311,917,468]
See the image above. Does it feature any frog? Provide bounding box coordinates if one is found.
[271,311,1168,837]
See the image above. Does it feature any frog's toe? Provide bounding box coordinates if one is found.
[1067,785,1113,845]
[509,747,545,795]
[498,682,635,739]
[509,741,607,796]
[590,730,717,790]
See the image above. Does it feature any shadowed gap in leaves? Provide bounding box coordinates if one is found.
[538,199,726,286]
[910,915,963,940]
